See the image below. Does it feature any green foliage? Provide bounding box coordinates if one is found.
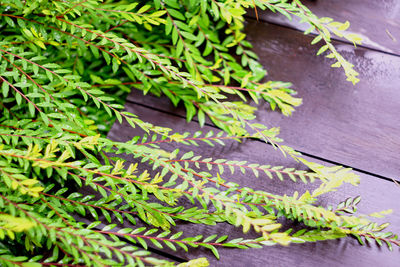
[0,0,398,266]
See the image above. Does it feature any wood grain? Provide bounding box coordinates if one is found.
[247,0,400,55]
[103,4,400,264]
[106,103,400,266]
[125,20,400,180]
[245,20,400,180]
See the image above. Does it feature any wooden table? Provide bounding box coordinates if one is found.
[107,1,400,266]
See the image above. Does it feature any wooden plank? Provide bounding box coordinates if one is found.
[126,20,400,180]
[244,20,400,179]
[247,0,400,55]
[107,103,400,266]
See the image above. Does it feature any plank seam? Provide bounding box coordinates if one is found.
[125,98,399,184]
[145,246,186,263]
[244,16,400,59]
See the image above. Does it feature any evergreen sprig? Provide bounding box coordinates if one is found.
[0,0,398,266]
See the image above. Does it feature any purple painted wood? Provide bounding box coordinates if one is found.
[103,2,400,264]
[107,103,400,266]
[248,0,400,55]
[125,20,400,180]
[245,20,400,180]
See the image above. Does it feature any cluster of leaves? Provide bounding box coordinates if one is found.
[0,0,398,266]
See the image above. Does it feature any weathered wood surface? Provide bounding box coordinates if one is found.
[108,104,400,266]
[106,2,400,265]
[247,0,400,55]
[126,20,400,180]
[245,20,400,180]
